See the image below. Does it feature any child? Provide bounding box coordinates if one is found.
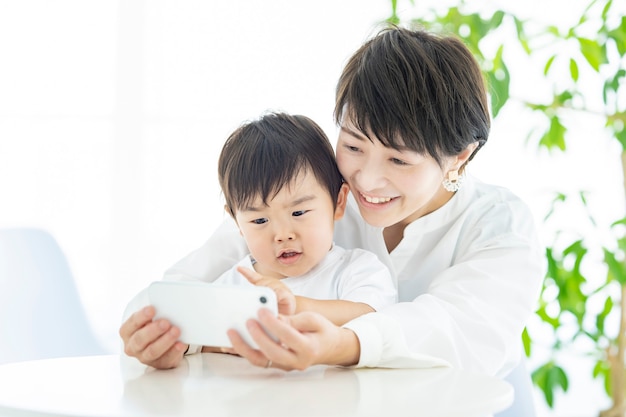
[213,112,396,326]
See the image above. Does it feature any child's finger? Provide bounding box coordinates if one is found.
[236,266,263,284]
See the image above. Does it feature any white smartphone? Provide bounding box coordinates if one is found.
[148,281,278,349]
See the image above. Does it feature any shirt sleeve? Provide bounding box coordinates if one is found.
[164,217,249,282]
[343,312,451,369]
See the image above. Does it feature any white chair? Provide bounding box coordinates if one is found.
[0,228,108,364]
[496,355,537,417]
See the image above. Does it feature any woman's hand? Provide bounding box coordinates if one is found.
[237,266,296,315]
[227,308,361,371]
[119,306,188,369]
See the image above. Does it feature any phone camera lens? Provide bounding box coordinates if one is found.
[260,296,267,304]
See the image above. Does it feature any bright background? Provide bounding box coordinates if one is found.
[0,1,623,415]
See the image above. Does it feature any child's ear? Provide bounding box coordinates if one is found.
[333,183,349,221]
[225,205,244,236]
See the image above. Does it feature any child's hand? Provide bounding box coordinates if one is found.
[236,266,296,315]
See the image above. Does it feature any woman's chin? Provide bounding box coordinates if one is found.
[357,206,395,228]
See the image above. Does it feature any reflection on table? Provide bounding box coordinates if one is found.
[0,353,513,416]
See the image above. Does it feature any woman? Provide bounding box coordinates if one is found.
[121,27,543,383]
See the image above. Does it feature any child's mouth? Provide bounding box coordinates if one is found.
[278,251,302,265]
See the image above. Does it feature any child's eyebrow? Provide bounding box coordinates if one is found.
[291,194,316,207]
[239,194,317,212]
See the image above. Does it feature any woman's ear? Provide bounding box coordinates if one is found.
[334,183,350,221]
[453,141,480,171]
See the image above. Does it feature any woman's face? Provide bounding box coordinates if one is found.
[335,121,454,229]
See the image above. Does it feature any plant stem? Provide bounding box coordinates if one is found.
[600,151,626,417]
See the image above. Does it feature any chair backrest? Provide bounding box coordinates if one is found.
[495,355,537,417]
[0,228,108,364]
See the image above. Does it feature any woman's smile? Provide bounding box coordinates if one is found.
[359,191,394,204]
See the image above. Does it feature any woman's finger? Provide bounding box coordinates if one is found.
[119,306,156,341]
[227,328,273,368]
[246,312,316,370]
[137,324,182,362]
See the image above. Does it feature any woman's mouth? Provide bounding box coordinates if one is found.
[359,192,395,205]
[362,194,392,204]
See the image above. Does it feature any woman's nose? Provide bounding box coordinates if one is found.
[355,160,387,191]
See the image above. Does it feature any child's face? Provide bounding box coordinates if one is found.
[234,170,347,279]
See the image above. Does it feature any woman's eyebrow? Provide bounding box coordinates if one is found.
[340,126,367,141]
[341,125,413,153]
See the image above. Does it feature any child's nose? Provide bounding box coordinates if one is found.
[274,223,295,242]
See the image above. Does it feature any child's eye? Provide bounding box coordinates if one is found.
[292,210,308,217]
[252,218,268,225]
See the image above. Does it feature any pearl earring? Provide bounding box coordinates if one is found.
[442,170,464,192]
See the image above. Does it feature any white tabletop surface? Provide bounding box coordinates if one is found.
[0,354,513,417]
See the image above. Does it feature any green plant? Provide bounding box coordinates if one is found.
[384,0,626,414]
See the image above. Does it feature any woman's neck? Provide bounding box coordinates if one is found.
[383,188,455,253]
[383,223,405,253]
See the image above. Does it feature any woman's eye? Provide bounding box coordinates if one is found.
[252,218,268,225]
[391,157,408,166]
[292,210,307,217]
[345,144,360,152]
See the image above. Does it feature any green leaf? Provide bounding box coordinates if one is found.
[608,16,626,55]
[569,58,579,82]
[601,0,613,20]
[489,10,505,29]
[513,16,531,54]
[593,359,612,396]
[550,240,588,325]
[547,25,560,37]
[611,216,626,227]
[595,296,613,335]
[556,91,574,106]
[604,69,626,104]
[488,45,510,118]
[563,239,587,262]
[544,55,556,76]
[544,247,558,279]
[578,38,606,71]
[543,192,567,221]
[549,365,569,391]
[522,327,531,357]
[532,362,569,408]
[536,304,560,329]
[539,115,567,151]
[604,248,626,284]
[617,127,626,150]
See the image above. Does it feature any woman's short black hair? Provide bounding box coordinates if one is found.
[335,26,490,167]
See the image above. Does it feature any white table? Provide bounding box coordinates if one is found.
[0,354,513,416]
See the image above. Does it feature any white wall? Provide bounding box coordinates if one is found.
[0,1,624,415]
[0,0,389,352]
